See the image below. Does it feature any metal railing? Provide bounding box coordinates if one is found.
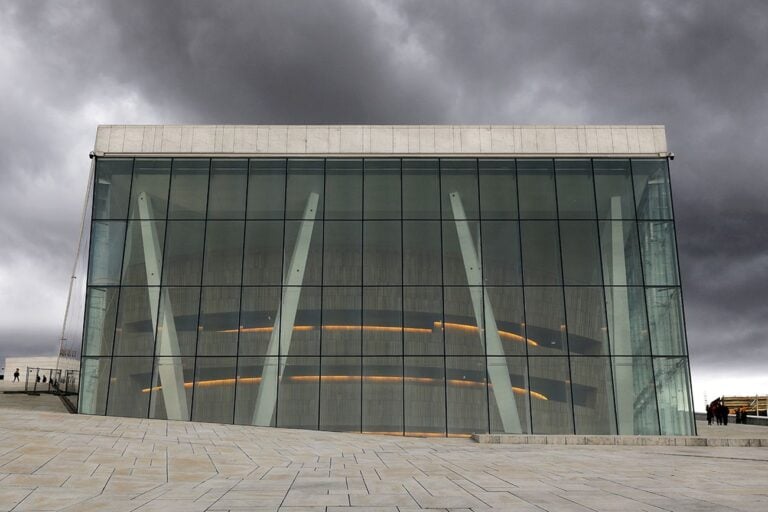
[25,367,79,400]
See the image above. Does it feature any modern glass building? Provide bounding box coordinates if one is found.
[78,125,695,436]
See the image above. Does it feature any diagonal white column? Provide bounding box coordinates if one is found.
[137,192,188,420]
[449,192,523,434]
[253,192,319,426]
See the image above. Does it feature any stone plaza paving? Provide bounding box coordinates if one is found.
[1,391,767,511]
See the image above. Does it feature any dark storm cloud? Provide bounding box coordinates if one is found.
[1,0,766,395]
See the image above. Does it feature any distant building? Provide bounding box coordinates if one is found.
[78,125,695,435]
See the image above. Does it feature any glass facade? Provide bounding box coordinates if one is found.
[79,156,695,436]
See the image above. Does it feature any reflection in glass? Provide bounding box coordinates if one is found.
[283,286,321,356]
[599,221,643,286]
[234,356,277,426]
[283,220,323,286]
[405,356,445,435]
[168,159,209,219]
[570,357,616,434]
[208,159,247,219]
[443,287,483,355]
[485,287,525,357]
[363,221,401,285]
[479,159,517,219]
[325,159,362,219]
[323,221,362,285]
[403,221,441,285]
[248,159,285,219]
[632,159,673,220]
[286,159,324,219]
[402,159,439,219]
[106,357,153,418]
[112,286,159,356]
[403,287,443,356]
[196,287,240,356]
[363,356,403,433]
[638,221,680,286]
[277,356,319,429]
[446,356,487,435]
[161,221,205,286]
[646,287,686,355]
[82,287,120,356]
[79,357,111,415]
[320,356,361,431]
[243,221,284,286]
[192,357,236,423]
[613,356,659,434]
[654,357,694,435]
[322,287,362,356]
[488,356,530,433]
[93,159,133,219]
[555,159,595,219]
[518,159,556,219]
[238,287,281,357]
[605,286,650,356]
[521,221,562,285]
[202,220,244,286]
[128,159,171,220]
[525,287,567,355]
[565,287,609,355]
[364,159,400,219]
[441,159,479,220]
[155,287,200,356]
[529,356,573,434]
[442,219,482,286]
[362,287,402,356]
[560,221,602,286]
[88,221,126,286]
[481,221,521,285]
[594,159,635,219]
[121,220,165,286]
[149,356,193,420]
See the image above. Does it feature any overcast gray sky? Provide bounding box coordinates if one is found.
[1,0,766,406]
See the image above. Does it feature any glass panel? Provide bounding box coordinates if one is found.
[106,357,153,418]
[362,356,403,434]
[488,356,530,434]
[196,287,240,356]
[612,356,659,434]
[88,221,126,286]
[565,287,608,355]
[161,221,205,286]
[599,221,643,286]
[520,221,562,285]
[113,286,160,356]
[320,356,361,432]
[364,159,400,219]
[78,357,111,415]
[242,221,284,286]
[638,221,680,286]
[93,159,132,219]
[594,159,635,219]
[560,221,602,286]
[443,287,483,355]
[148,356,193,420]
[403,287,443,356]
[121,220,165,286]
[286,159,324,220]
[363,221,401,285]
[605,287,650,356]
[234,356,277,426]
[277,356,319,429]
[202,220,245,286]
[555,159,595,219]
[485,287,526,357]
[239,287,281,357]
[525,287,567,355]
[529,356,573,434]
[481,221,521,285]
[155,287,200,356]
[283,286,320,356]
[82,287,119,356]
[321,287,362,356]
[479,159,517,219]
[323,221,362,285]
[207,159,247,219]
[654,357,694,435]
[168,159,209,219]
[647,287,687,356]
[283,220,323,286]
[402,159,439,219]
[403,221,441,285]
[247,159,285,219]
[518,159,556,219]
[191,357,236,423]
[127,159,171,220]
[441,159,479,220]
[571,357,616,434]
[325,159,362,219]
[362,287,402,356]
[446,356,487,435]
[632,159,673,220]
[404,356,445,435]
[442,219,482,286]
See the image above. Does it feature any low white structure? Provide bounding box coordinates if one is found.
[3,356,79,382]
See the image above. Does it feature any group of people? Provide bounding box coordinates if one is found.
[706,399,750,426]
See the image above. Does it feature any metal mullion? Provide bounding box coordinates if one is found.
[552,158,577,434]
[398,158,405,435]
[514,159,533,434]
[103,157,136,416]
[188,158,212,422]
[628,158,663,435]
[231,159,251,425]
[317,158,326,431]
[147,157,175,419]
[589,158,619,435]
[475,158,491,435]
[359,161,365,433]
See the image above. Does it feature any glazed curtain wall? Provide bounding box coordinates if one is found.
[79,157,695,436]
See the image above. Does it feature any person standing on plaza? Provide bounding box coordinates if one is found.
[706,404,713,425]
[13,368,20,382]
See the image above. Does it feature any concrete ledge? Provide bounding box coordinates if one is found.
[472,434,768,447]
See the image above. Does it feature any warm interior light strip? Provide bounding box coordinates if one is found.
[435,321,538,347]
[141,375,548,400]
